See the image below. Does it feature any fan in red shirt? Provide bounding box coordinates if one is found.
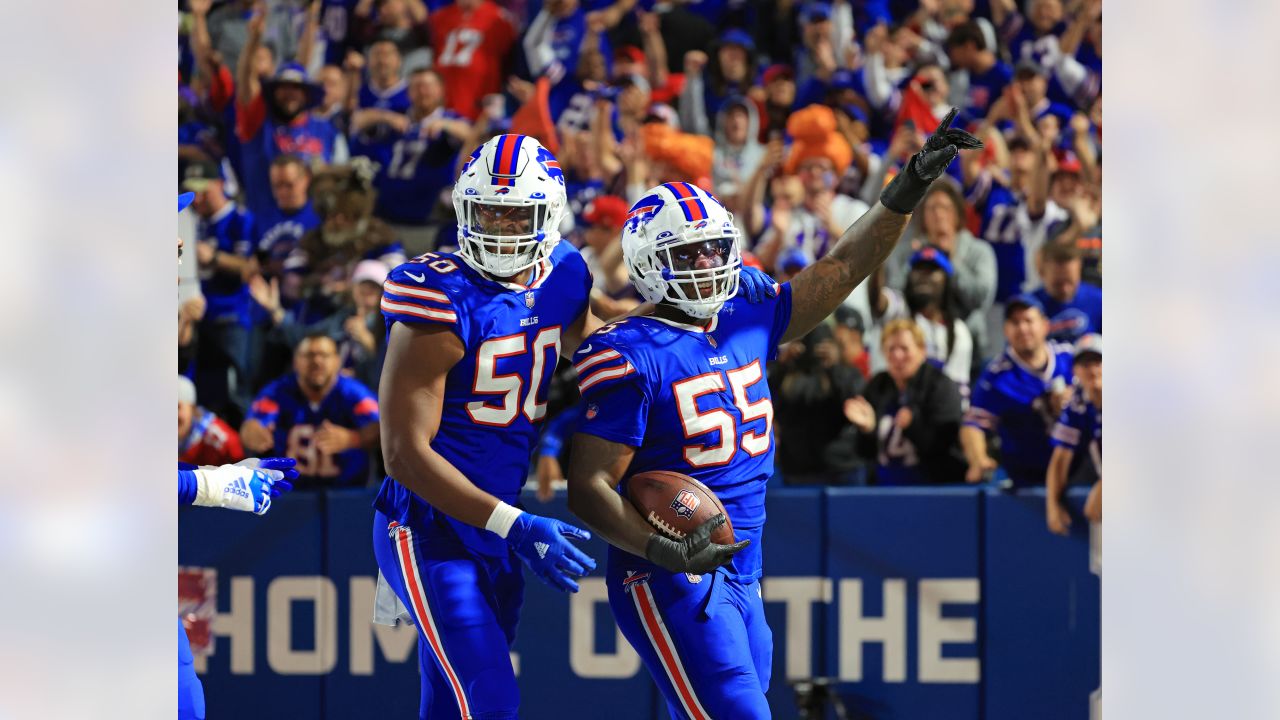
[430,0,519,119]
[179,375,245,467]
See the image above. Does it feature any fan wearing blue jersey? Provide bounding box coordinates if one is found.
[1046,333,1102,535]
[565,110,981,720]
[961,294,1076,487]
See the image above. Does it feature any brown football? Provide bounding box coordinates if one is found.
[625,470,735,545]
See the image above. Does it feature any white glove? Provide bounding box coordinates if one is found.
[193,462,287,515]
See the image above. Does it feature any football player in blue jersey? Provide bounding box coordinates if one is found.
[563,110,981,719]
[370,133,784,719]
[178,192,299,720]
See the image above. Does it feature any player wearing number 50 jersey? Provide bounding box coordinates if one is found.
[566,110,982,719]
[371,133,600,720]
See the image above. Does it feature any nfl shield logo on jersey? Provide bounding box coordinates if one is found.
[525,291,536,308]
[585,404,599,419]
[670,490,700,519]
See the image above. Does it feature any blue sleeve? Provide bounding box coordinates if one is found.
[1049,391,1089,450]
[964,370,1002,430]
[576,375,650,448]
[538,403,585,457]
[381,260,464,340]
[178,467,198,505]
[247,382,282,426]
[346,381,381,426]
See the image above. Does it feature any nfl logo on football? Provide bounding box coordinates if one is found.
[670,490,700,519]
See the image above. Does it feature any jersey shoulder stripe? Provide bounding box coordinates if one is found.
[382,257,466,326]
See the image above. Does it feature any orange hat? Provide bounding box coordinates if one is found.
[783,104,852,176]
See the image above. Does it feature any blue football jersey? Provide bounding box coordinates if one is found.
[246,373,380,488]
[1050,385,1101,470]
[350,111,463,225]
[255,201,321,276]
[964,342,1075,486]
[1034,282,1102,343]
[358,81,411,113]
[573,284,793,581]
[195,203,256,326]
[374,242,593,556]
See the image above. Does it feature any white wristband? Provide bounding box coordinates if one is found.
[192,468,218,508]
[485,501,523,539]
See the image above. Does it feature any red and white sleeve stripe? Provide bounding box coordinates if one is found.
[381,280,457,324]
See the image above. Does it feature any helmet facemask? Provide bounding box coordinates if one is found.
[455,194,556,278]
[635,228,742,319]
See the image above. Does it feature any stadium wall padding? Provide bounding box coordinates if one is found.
[179,486,1099,719]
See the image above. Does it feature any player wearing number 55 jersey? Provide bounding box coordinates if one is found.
[566,110,981,719]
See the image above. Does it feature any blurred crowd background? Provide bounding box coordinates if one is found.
[177,0,1102,512]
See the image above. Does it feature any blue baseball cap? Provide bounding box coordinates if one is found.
[829,69,860,92]
[179,192,195,213]
[1004,293,1046,318]
[802,2,832,22]
[720,29,756,53]
[909,245,954,276]
[838,103,868,125]
[779,247,811,274]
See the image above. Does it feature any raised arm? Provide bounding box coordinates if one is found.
[236,3,267,107]
[189,0,217,83]
[637,11,669,90]
[782,109,982,343]
[296,0,322,66]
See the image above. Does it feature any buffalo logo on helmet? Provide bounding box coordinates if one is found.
[461,146,483,173]
[693,220,710,230]
[625,194,664,234]
[670,490,701,519]
[495,187,511,195]
[535,147,565,186]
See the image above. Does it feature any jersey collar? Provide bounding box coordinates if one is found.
[646,313,719,334]
[489,256,553,293]
[1006,344,1056,381]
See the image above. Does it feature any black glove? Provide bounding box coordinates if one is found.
[644,514,749,574]
[880,107,984,214]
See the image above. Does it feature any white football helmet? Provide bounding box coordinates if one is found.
[622,182,743,319]
[452,134,569,278]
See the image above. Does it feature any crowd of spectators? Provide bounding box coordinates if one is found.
[178,0,1102,522]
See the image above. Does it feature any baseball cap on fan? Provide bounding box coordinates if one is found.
[582,195,629,230]
[909,245,955,276]
[182,159,222,193]
[1004,293,1046,319]
[1073,333,1102,363]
